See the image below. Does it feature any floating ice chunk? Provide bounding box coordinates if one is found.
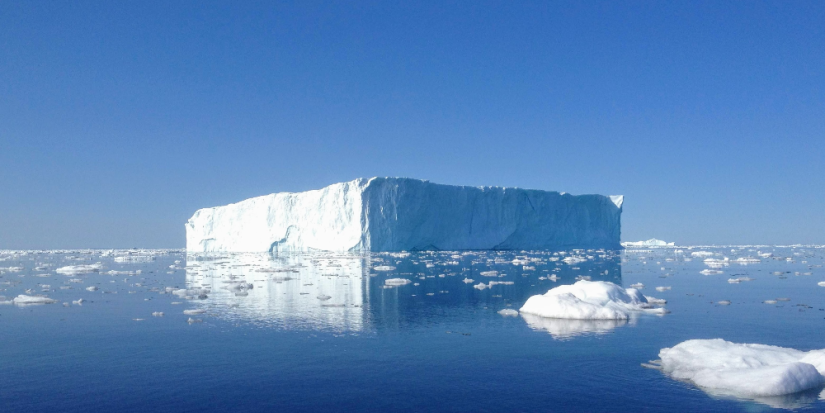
[56,263,103,275]
[629,283,644,289]
[645,296,667,305]
[373,265,396,271]
[187,317,203,324]
[473,283,488,290]
[728,277,754,283]
[764,300,778,304]
[72,299,84,305]
[818,282,825,287]
[152,312,164,317]
[655,286,671,292]
[85,286,98,292]
[700,269,724,275]
[183,309,206,315]
[462,278,474,284]
[519,280,665,320]
[479,271,498,277]
[384,278,411,286]
[717,300,731,305]
[735,257,761,264]
[691,251,714,257]
[498,309,519,317]
[12,294,57,305]
[658,339,825,397]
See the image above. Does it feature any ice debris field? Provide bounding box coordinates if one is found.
[3,245,825,411]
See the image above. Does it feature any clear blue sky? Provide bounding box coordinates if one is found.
[2,1,824,248]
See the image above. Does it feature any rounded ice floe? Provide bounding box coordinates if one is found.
[519,280,666,320]
[183,309,206,315]
[12,294,57,305]
[655,286,671,292]
[658,339,825,397]
[384,278,411,286]
[498,309,519,317]
[373,265,396,271]
[56,263,103,275]
[818,282,825,287]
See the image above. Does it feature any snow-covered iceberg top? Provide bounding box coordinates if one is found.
[186,177,623,252]
[657,339,825,397]
[519,280,665,320]
[622,238,675,247]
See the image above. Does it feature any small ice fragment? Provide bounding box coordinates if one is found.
[498,309,519,317]
[700,269,724,275]
[818,282,825,287]
[655,286,671,292]
[645,296,667,305]
[384,278,411,286]
[72,299,84,305]
[373,265,396,271]
[479,271,498,277]
[473,283,488,290]
[763,300,777,304]
[12,294,57,305]
[776,298,791,302]
[187,317,203,324]
[629,283,644,289]
[183,309,206,315]
[462,278,474,284]
[152,312,164,317]
[86,286,98,292]
[716,300,731,305]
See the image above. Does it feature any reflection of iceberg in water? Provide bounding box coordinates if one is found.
[521,313,628,340]
[185,250,623,334]
[186,252,370,332]
[701,386,825,410]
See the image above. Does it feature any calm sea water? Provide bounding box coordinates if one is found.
[1,247,824,412]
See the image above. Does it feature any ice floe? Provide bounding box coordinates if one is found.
[12,294,57,305]
[657,339,825,398]
[519,280,665,320]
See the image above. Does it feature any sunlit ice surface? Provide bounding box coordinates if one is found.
[1,246,824,412]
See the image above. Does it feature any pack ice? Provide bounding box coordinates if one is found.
[186,177,623,252]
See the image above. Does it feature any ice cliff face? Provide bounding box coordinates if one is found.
[186,177,623,252]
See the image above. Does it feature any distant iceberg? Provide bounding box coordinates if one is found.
[622,238,675,247]
[186,177,623,252]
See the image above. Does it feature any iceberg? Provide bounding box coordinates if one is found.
[658,339,825,398]
[519,280,665,320]
[186,177,623,252]
[621,238,675,247]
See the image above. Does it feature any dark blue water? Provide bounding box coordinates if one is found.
[1,247,824,412]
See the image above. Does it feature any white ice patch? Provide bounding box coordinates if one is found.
[519,280,665,320]
[56,263,103,275]
[498,309,519,317]
[12,294,57,305]
[659,339,825,397]
[384,278,411,286]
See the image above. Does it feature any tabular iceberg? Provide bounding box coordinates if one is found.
[186,177,623,253]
